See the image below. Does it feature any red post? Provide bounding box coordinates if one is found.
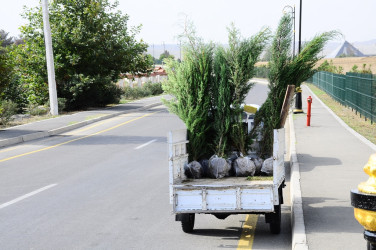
[307,96,312,126]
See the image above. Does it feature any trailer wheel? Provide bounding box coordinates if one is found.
[181,213,195,233]
[269,205,281,234]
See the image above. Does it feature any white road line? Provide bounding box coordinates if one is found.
[0,184,57,210]
[135,139,157,150]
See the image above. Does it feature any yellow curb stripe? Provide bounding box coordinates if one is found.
[237,215,258,250]
[0,111,161,163]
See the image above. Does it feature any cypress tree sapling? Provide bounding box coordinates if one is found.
[253,14,338,157]
[212,47,231,157]
[225,25,270,155]
[163,41,214,161]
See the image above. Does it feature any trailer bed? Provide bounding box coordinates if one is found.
[168,129,285,214]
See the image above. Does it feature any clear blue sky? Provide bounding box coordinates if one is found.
[1,0,375,45]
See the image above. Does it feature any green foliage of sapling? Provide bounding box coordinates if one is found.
[253,14,339,157]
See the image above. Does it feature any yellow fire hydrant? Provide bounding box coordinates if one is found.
[351,153,376,249]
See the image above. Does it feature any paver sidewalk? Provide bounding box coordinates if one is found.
[0,95,163,147]
[293,84,375,250]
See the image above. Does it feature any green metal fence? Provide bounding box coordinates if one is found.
[312,71,376,122]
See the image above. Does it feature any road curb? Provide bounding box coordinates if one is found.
[0,102,162,148]
[289,112,309,250]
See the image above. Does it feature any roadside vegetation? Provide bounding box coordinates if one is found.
[305,83,376,145]
[317,59,373,74]
[0,0,166,127]
[121,82,163,102]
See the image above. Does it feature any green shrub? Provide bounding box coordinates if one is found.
[254,65,270,78]
[57,74,124,110]
[350,64,372,74]
[318,60,344,74]
[144,82,163,96]
[123,82,163,100]
[0,100,18,126]
[58,98,67,112]
[27,103,48,116]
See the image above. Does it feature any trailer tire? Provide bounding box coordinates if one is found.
[181,213,195,233]
[269,205,281,234]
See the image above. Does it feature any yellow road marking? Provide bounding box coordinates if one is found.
[237,215,258,250]
[0,111,161,163]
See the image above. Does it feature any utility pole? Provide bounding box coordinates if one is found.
[42,0,58,116]
[152,43,155,67]
[162,41,165,66]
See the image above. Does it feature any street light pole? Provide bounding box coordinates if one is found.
[294,0,304,114]
[298,0,302,54]
[41,0,58,116]
[283,5,295,57]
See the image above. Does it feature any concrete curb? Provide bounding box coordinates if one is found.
[0,102,162,148]
[303,84,376,151]
[289,112,309,250]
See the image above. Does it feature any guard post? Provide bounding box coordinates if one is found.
[351,153,376,249]
[293,87,304,114]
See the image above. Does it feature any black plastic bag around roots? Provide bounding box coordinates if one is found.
[184,161,204,179]
[233,156,256,177]
[208,155,231,179]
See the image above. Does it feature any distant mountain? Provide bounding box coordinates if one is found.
[353,39,376,56]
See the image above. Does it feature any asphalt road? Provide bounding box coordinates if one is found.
[0,82,291,249]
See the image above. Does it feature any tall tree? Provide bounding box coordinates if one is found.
[0,30,13,47]
[0,41,12,94]
[15,0,151,109]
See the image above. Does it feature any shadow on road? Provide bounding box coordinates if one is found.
[298,153,342,172]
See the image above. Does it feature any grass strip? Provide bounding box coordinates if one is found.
[305,83,376,145]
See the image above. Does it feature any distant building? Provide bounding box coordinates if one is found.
[326,40,366,58]
[117,67,167,88]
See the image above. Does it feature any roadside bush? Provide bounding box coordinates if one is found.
[350,64,372,74]
[144,82,163,96]
[57,98,67,112]
[254,65,270,78]
[27,103,48,116]
[0,100,18,126]
[318,60,344,74]
[2,74,28,113]
[123,82,163,100]
[57,74,124,110]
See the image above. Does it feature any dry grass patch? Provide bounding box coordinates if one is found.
[316,56,376,73]
[257,56,376,73]
[305,83,376,145]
